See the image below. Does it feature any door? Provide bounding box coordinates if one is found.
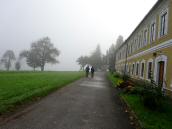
[158,61,164,86]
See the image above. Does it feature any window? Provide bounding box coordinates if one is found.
[135,38,138,50]
[132,40,135,52]
[144,29,148,46]
[128,44,130,55]
[132,63,135,75]
[146,59,153,80]
[131,44,133,53]
[141,63,145,78]
[150,22,156,43]
[160,11,168,37]
[139,34,142,48]
[136,62,140,76]
[128,65,131,75]
[148,62,152,79]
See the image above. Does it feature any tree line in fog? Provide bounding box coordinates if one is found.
[76,35,123,71]
[0,37,60,71]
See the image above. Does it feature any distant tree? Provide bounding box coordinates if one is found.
[76,45,104,71]
[15,61,21,71]
[76,56,89,70]
[105,35,124,72]
[101,54,109,71]
[20,37,60,71]
[116,35,124,49]
[20,50,41,71]
[107,44,116,72]
[89,44,102,70]
[1,50,16,71]
[31,37,60,71]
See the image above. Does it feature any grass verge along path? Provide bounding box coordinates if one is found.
[122,94,172,129]
[0,71,84,114]
[107,72,123,87]
[107,72,172,129]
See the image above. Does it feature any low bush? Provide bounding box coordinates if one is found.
[141,82,164,110]
[118,70,165,110]
[113,72,122,78]
[128,85,143,95]
[107,72,123,87]
[122,74,130,82]
[118,74,135,89]
[126,78,164,110]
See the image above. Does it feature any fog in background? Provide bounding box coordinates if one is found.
[0,0,157,71]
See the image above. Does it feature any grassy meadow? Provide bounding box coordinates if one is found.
[0,71,84,114]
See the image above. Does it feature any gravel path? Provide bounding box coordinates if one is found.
[1,72,134,129]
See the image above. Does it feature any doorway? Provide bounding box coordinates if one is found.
[154,55,167,88]
[158,61,165,86]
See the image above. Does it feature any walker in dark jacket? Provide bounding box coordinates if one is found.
[91,66,95,78]
[85,66,90,77]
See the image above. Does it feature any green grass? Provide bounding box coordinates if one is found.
[107,72,172,129]
[0,71,84,114]
[107,72,123,87]
[121,94,172,129]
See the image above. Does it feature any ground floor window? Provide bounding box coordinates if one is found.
[136,62,140,76]
[148,62,153,79]
[132,63,135,75]
[141,62,145,78]
[146,59,153,80]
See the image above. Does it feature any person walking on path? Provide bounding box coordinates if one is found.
[91,66,95,78]
[85,65,90,77]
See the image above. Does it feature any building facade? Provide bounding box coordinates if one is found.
[115,0,172,93]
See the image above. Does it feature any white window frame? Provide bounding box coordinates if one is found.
[132,63,135,76]
[134,37,137,51]
[140,60,145,79]
[159,8,169,38]
[132,39,134,53]
[150,19,156,43]
[154,55,167,89]
[139,32,143,49]
[129,63,131,75]
[136,61,140,76]
[146,59,153,80]
[128,43,130,55]
[143,28,148,46]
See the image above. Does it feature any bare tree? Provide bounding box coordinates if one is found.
[20,50,40,71]
[15,61,21,71]
[89,44,102,70]
[115,35,124,49]
[76,44,103,71]
[105,35,124,72]
[76,56,89,70]
[20,37,60,71]
[107,44,116,72]
[1,50,16,71]
[31,37,60,71]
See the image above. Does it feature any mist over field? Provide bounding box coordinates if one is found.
[0,0,157,71]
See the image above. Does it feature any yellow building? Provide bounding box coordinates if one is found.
[115,0,172,93]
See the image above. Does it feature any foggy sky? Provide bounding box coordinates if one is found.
[0,0,157,71]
